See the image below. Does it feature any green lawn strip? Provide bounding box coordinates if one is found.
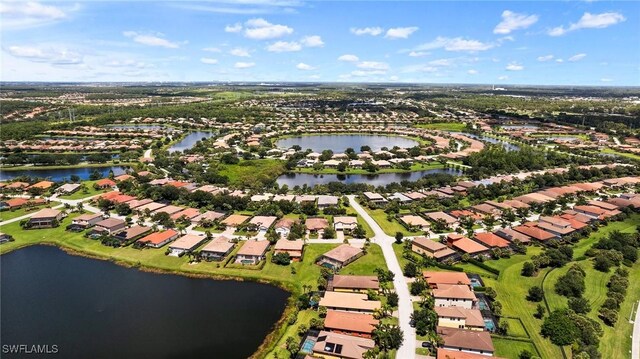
[365,208,423,237]
[492,337,538,359]
[414,122,468,132]
[1,206,49,222]
[600,148,640,161]
[504,317,529,338]
[217,159,286,187]
[60,182,115,200]
[339,243,387,277]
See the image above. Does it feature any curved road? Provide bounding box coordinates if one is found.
[348,195,416,359]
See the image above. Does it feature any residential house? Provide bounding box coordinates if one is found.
[273,239,304,261]
[425,211,458,226]
[27,208,63,228]
[235,240,270,264]
[400,215,431,231]
[423,271,471,289]
[323,311,379,338]
[411,237,457,262]
[95,178,116,189]
[249,216,277,233]
[0,232,13,244]
[200,236,235,261]
[168,234,207,256]
[312,330,375,359]
[93,218,127,235]
[329,275,380,293]
[137,229,179,248]
[317,195,339,208]
[56,183,81,195]
[446,234,490,257]
[435,306,485,331]
[512,225,556,242]
[318,292,381,313]
[317,244,364,269]
[494,228,531,244]
[28,181,54,191]
[363,192,387,204]
[68,212,103,230]
[433,285,477,309]
[113,225,151,243]
[221,214,251,228]
[275,218,295,238]
[306,217,329,234]
[437,327,495,356]
[472,232,511,249]
[333,216,358,231]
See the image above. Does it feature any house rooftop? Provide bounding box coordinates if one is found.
[324,311,378,335]
[237,240,270,256]
[331,275,380,290]
[423,271,471,287]
[322,244,363,263]
[318,292,381,311]
[437,326,494,353]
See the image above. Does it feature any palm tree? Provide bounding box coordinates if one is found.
[76,202,84,213]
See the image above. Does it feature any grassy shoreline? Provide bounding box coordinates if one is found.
[291,162,445,175]
[0,162,137,172]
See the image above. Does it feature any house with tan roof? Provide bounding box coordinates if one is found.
[236,240,270,264]
[317,244,364,269]
[113,225,152,243]
[275,217,296,237]
[425,211,458,225]
[513,225,556,242]
[494,228,531,244]
[435,306,485,331]
[153,205,183,216]
[56,183,81,194]
[411,237,457,261]
[221,214,251,228]
[27,208,63,228]
[329,275,380,293]
[306,217,329,233]
[318,292,381,313]
[201,236,235,261]
[249,216,277,232]
[273,239,304,261]
[312,330,375,359]
[423,271,471,289]
[93,218,127,235]
[433,285,477,309]
[68,212,103,231]
[333,216,358,231]
[168,234,207,256]
[400,215,430,231]
[192,210,225,224]
[437,326,495,356]
[324,311,379,338]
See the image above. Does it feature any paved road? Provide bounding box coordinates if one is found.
[348,195,416,359]
[143,148,153,159]
[633,300,640,359]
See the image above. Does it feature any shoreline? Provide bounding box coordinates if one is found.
[0,240,297,359]
[0,162,137,172]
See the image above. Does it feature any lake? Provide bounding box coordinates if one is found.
[277,168,462,187]
[0,166,128,181]
[275,134,419,153]
[0,245,288,359]
[169,131,217,153]
[105,124,167,130]
[456,133,520,151]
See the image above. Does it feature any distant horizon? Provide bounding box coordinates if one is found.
[2,1,638,85]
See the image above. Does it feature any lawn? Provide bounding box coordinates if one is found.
[345,206,375,238]
[504,317,530,338]
[415,122,468,132]
[217,159,286,187]
[366,208,423,237]
[492,337,539,359]
[59,181,114,200]
[0,205,51,222]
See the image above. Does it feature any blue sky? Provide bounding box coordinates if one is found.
[1,1,638,85]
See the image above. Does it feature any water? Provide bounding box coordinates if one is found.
[0,166,128,181]
[456,133,520,151]
[275,134,419,153]
[105,124,167,130]
[484,319,496,331]
[1,245,288,359]
[501,125,539,130]
[277,168,462,187]
[169,131,217,153]
[546,136,581,142]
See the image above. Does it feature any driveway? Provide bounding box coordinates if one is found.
[633,300,640,359]
[348,195,416,359]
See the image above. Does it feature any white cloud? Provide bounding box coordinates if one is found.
[266,41,301,52]
[350,27,383,36]
[601,78,613,82]
[414,36,495,52]
[296,62,314,70]
[548,12,625,36]
[389,75,399,81]
[234,61,255,69]
[556,58,564,63]
[230,48,251,57]
[308,74,321,79]
[408,51,428,57]
[357,61,389,70]
[568,53,586,62]
[225,23,243,33]
[338,54,359,62]
[123,31,181,48]
[498,75,509,80]
[7,45,82,64]
[0,1,76,30]
[203,47,222,52]
[428,58,453,67]
[401,64,437,73]
[385,26,418,39]
[301,35,324,48]
[243,18,293,40]
[494,10,539,34]
[104,59,152,69]
[537,54,554,62]
[506,62,524,71]
[467,69,478,75]
[200,57,218,64]
[351,70,386,77]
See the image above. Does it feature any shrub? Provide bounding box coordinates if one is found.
[527,286,544,302]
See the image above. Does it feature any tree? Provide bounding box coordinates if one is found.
[598,308,618,326]
[521,261,536,277]
[527,286,544,302]
[410,280,427,296]
[394,232,403,244]
[387,292,399,307]
[555,264,585,297]
[411,307,438,336]
[534,304,546,319]
[272,252,291,265]
[519,350,534,359]
[541,309,579,346]
[372,324,404,351]
[285,336,299,358]
[403,262,418,277]
[352,224,367,239]
[323,226,336,239]
[568,296,591,314]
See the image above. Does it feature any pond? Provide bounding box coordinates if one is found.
[275,134,419,153]
[0,166,128,182]
[456,133,520,152]
[105,124,167,130]
[277,168,462,187]
[501,125,539,130]
[169,131,217,153]
[0,245,288,359]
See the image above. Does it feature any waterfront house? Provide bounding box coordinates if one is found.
[323,311,379,338]
[94,178,117,189]
[275,218,295,237]
[235,240,270,264]
[362,192,387,204]
[328,275,380,293]
[433,285,477,309]
[113,225,151,243]
[317,195,339,208]
[68,212,103,231]
[312,330,375,359]
[27,208,63,229]
[56,183,81,195]
[93,218,127,235]
[28,181,54,191]
[317,244,364,269]
[0,198,29,210]
[435,306,485,331]
[411,237,457,262]
[137,229,179,248]
[333,216,358,231]
[318,292,381,313]
[168,234,207,256]
[0,232,13,244]
[423,271,471,289]
[436,327,495,356]
[200,236,235,261]
[273,239,304,261]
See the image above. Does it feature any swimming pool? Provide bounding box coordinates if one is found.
[484,319,495,331]
[300,337,316,353]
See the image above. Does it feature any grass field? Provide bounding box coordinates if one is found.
[415,122,468,132]
[59,181,114,200]
[601,148,640,161]
[0,218,388,359]
[504,318,529,338]
[217,159,286,187]
[0,205,52,222]
[492,337,539,358]
[366,208,423,237]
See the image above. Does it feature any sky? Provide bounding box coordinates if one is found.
[1,0,639,85]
